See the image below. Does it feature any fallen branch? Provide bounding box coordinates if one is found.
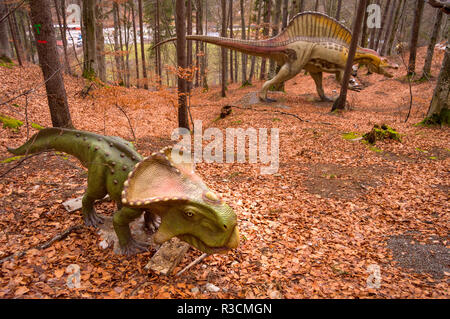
[0,224,83,265]
[175,253,208,277]
[229,105,333,125]
[0,151,53,179]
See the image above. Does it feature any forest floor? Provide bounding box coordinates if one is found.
[0,46,448,299]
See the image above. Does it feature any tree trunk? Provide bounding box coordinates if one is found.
[53,0,71,74]
[386,0,404,56]
[335,0,342,20]
[25,12,36,64]
[0,0,11,59]
[369,0,379,49]
[380,0,396,55]
[314,0,319,11]
[7,6,23,65]
[228,0,233,83]
[240,0,248,85]
[360,0,370,47]
[282,0,288,26]
[407,0,425,76]
[131,1,139,87]
[155,0,161,84]
[421,8,443,80]
[82,0,97,79]
[221,0,227,97]
[260,0,271,81]
[374,0,391,52]
[332,0,368,111]
[426,15,449,124]
[95,0,106,82]
[175,0,189,129]
[249,0,262,83]
[269,0,282,78]
[29,0,73,128]
[113,2,123,85]
[187,0,193,90]
[138,0,148,89]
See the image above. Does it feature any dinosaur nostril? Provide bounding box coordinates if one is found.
[224,224,228,229]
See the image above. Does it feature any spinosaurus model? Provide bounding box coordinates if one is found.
[8,128,239,256]
[154,11,398,102]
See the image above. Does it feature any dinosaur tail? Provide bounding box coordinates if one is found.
[8,127,93,166]
[152,35,287,58]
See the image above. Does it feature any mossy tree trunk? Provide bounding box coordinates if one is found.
[82,0,97,79]
[426,15,450,125]
[421,8,444,80]
[0,1,11,59]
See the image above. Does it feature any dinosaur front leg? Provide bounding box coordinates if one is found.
[113,207,148,255]
[82,193,105,227]
[81,164,107,227]
[310,72,334,102]
[259,63,294,103]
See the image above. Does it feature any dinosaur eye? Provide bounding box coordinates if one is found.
[185,210,194,217]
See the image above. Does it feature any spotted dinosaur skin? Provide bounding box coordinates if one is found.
[8,128,239,256]
[154,11,398,102]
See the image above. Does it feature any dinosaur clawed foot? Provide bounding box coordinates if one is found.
[119,238,149,256]
[143,211,161,235]
[83,212,104,227]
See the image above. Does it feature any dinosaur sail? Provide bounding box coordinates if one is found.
[272,11,353,47]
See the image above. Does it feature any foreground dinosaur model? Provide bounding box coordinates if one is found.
[8,128,239,255]
[154,11,398,102]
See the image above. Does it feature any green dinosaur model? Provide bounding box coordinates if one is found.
[154,11,398,102]
[8,128,239,255]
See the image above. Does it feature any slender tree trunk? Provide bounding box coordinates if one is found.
[187,0,193,90]
[380,0,396,55]
[240,0,248,85]
[82,0,97,78]
[228,0,233,83]
[25,12,36,64]
[361,0,370,47]
[221,0,227,97]
[422,9,444,80]
[282,0,288,26]
[0,0,11,59]
[335,0,342,20]
[426,15,449,124]
[53,0,71,74]
[7,7,23,65]
[260,0,271,81]
[175,0,189,129]
[407,0,425,76]
[113,2,123,85]
[314,0,319,11]
[116,3,126,86]
[332,0,368,111]
[138,0,148,89]
[131,1,139,87]
[95,0,106,82]
[203,0,208,90]
[29,0,73,128]
[249,0,262,82]
[155,0,161,84]
[386,0,404,55]
[374,0,391,52]
[369,0,379,49]
[269,0,281,78]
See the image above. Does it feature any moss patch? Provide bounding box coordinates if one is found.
[0,114,23,131]
[363,124,401,145]
[419,108,450,127]
[342,132,361,140]
[0,155,24,164]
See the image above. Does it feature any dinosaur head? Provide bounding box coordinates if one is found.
[121,147,239,254]
[357,48,399,78]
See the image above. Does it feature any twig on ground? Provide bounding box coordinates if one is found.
[175,253,208,277]
[0,224,83,265]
